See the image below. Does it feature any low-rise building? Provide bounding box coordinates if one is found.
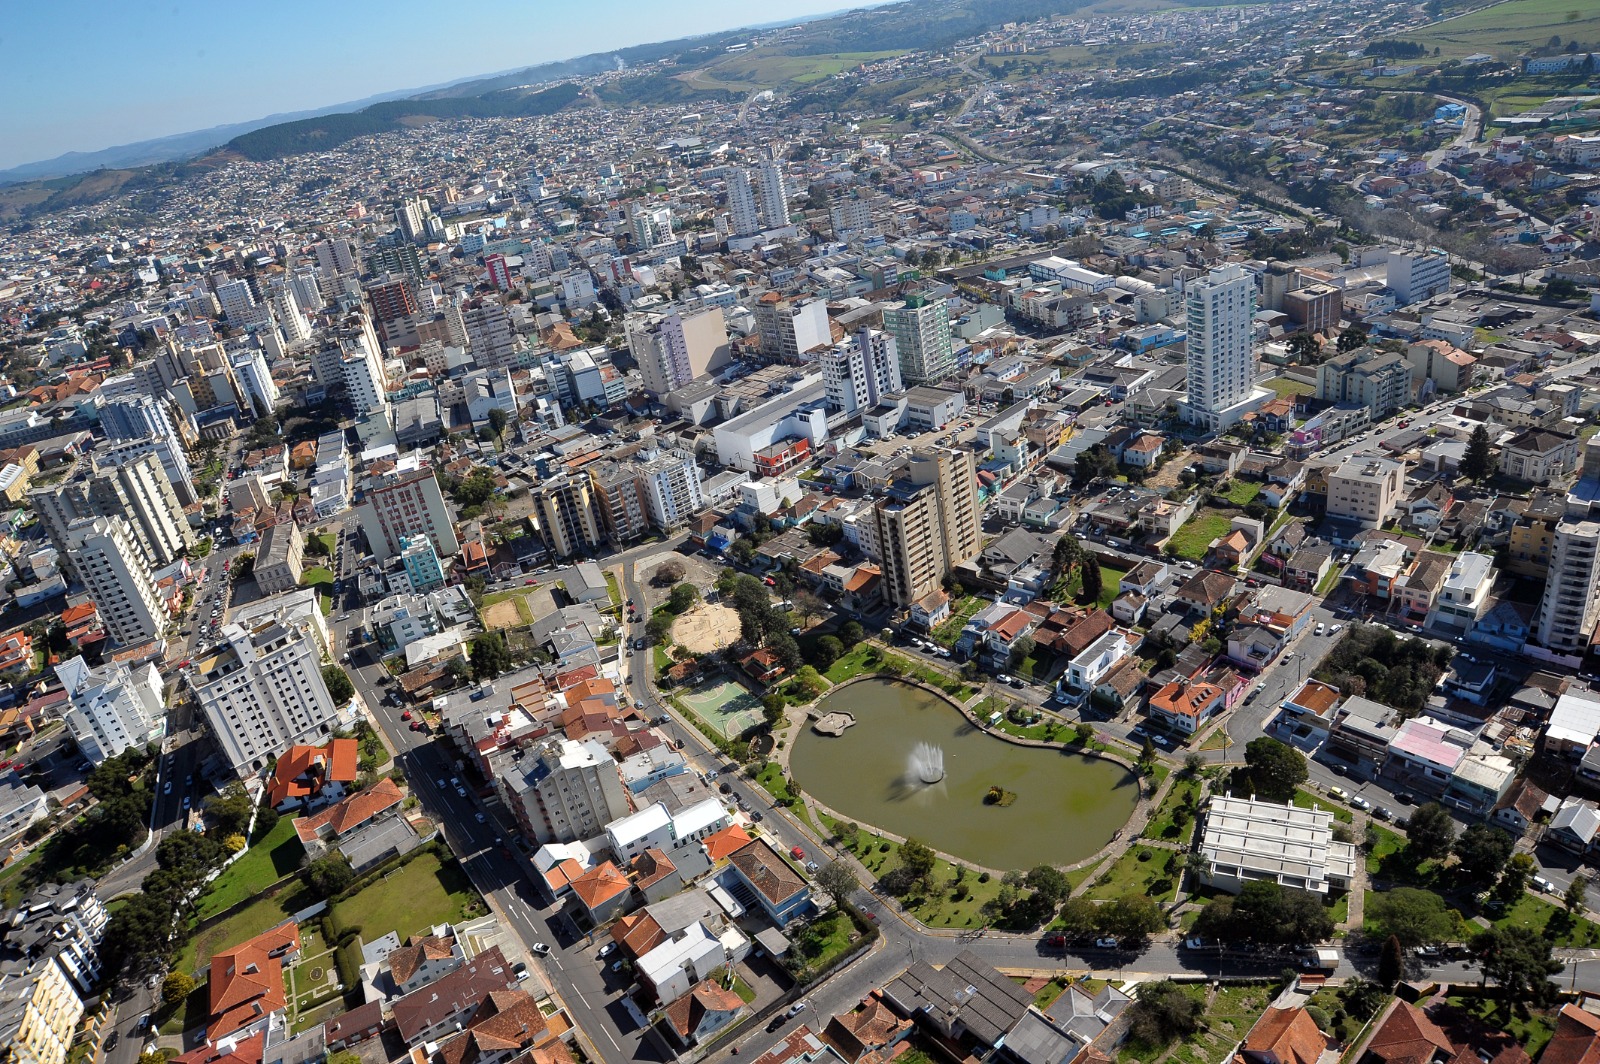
[1197,795,1357,896]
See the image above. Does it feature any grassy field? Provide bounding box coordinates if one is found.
[1167,511,1233,560]
[1219,481,1261,507]
[684,49,904,91]
[1441,996,1557,1057]
[300,567,334,587]
[1119,982,1277,1064]
[330,851,478,945]
[188,891,307,973]
[1293,788,1353,823]
[1083,846,1182,904]
[196,816,303,920]
[1263,377,1314,398]
[829,813,1006,930]
[1365,824,1405,876]
[931,595,985,647]
[1142,776,1201,843]
[1493,892,1600,947]
[1400,0,1600,59]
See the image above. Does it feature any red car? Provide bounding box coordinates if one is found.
[764,576,776,587]
[790,846,805,861]
[402,711,412,721]
[525,578,537,586]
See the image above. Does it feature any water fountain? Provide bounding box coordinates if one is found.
[908,741,946,785]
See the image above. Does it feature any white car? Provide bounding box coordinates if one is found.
[1350,795,1371,811]
[474,812,486,823]
[531,942,550,955]
[1314,623,1326,636]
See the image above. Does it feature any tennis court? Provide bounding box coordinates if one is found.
[678,677,765,739]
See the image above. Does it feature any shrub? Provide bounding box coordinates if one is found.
[978,871,991,883]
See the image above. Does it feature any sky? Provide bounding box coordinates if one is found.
[0,0,863,170]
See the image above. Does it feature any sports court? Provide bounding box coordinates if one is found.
[678,677,765,739]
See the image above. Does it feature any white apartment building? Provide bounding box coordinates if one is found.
[356,462,460,562]
[883,295,954,385]
[823,328,902,416]
[507,737,633,844]
[755,294,831,361]
[314,238,357,277]
[1426,551,1496,635]
[727,169,761,237]
[1181,263,1266,430]
[1199,795,1357,896]
[271,288,312,343]
[190,612,345,777]
[65,517,164,648]
[214,279,257,324]
[1386,248,1451,305]
[54,656,165,764]
[229,347,279,418]
[1537,518,1600,656]
[1326,456,1404,529]
[627,307,731,396]
[830,197,873,236]
[462,299,522,370]
[641,451,706,530]
[757,162,788,228]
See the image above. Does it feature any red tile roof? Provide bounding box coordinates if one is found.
[702,824,753,863]
[266,738,359,807]
[208,923,300,1041]
[293,777,405,843]
[1537,1005,1600,1064]
[569,861,630,911]
[175,1032,264,1064]
[1363,1001,1454,1064]
[1239,1007,1328,1064]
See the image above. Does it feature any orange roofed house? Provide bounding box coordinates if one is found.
[266,738,359,811]
[206,923,301,1043]
[1147,678,1227,736]
[1234,1006,1330,1064]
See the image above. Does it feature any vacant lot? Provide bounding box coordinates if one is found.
[1167,511,1233,560]
[196,816,303,920]
[329,850,478,945]
[674,602,742,654]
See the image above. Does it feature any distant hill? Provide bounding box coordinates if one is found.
[225,83,585,161]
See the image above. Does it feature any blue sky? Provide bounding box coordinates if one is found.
[0,0,861,170]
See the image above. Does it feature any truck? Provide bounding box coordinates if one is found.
[1298,947,1341,971]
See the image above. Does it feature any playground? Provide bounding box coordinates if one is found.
[678,677,765,740]
[672,602,742,654]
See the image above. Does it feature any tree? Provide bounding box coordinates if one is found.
[1058,895,1099,939]
[1126,979,1203,1047]
[1468,925,1561,1011]
[1025,865,1071,908]
[899,838,937,892]
[667,582,698,614]
[1379,934,1405,988]
[1337,327,1368,353]
[253,805,280,842]
[1287,333,1322,363]
[302,854,356,898]
[321,665,355,704]
[761,694,786,729]
[102,892,178,982]
[839,621,865,648]
[1098,893,1165,939]
[486,407,509,443]
[157,830,226,877]
[767,631,803,674]
[652,560,686,586]
[1368,887,1458,947]
[1240,737,1307,803]
[814,635,844,671]
[813,861,858,909]
[1494,852,1536,907]
[1566,873,1590,915]
[206,784,254,840]
[1453,824,1514,886]
[1405,803,1457,861]
[469,631,513,681]
[1080,555,1103,604]
[161,971,196,1008]
[1461,424,1495,483]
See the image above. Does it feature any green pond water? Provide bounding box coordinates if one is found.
[790,678,1139,869]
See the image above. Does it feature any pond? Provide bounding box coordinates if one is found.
[789,678,1139,869]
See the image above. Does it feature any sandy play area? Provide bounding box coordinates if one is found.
[673,602,742,654]
[482,599,525,630]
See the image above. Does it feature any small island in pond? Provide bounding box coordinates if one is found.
[984,785,1017,807]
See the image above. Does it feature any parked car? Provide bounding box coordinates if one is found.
[790,846,806,861]
[531,942,550,955]
[1350,795,1371,811]
[1094,937,1120,949]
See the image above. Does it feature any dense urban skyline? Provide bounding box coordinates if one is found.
[0,0,862,170]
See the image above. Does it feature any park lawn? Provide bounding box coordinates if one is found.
[1327,891,1350,925]
[1264,377,1313,398]
[1293,789,1352,823]
[1365,825,1405,876]
[1142,777,1201,843]
[1493,893,1600,948]
[330,850,478,945]
[310,533,335,556]
[787,907,872,978]
[1167,511,1233,561]
[196,816,304,920]
[653,644,672,673]
[829,814,1004,930]
[1442,996,1556,1057]
[825,644,883,684]
[300,567,334,587]
[1084,846,1182,904]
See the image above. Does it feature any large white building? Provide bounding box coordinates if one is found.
[229,347,279,419]
[506,737,633,844]
[883,295,954,385]
[727,169,761,238]
[640,450,706,530]
[1537,518,1600,656]
[54,656,165,764]
[33,450,193,573]
[757,162,788,229]
[190,612,346,777]
[712,377,830,474]
[627,307,731,396]
[65,517,164,648]
[823,328,902,416]
[356,461,460,562]
[1180,263,1270,430]
[1198,795,1357,896]
[755,294,831,362]
[462,299,522,370]
[214,279,258,324]
[1326,456,1404,530]
[1386,248,1451,305]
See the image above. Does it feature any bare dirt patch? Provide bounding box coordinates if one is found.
[673,603,742,654]
[482,600,524,630]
